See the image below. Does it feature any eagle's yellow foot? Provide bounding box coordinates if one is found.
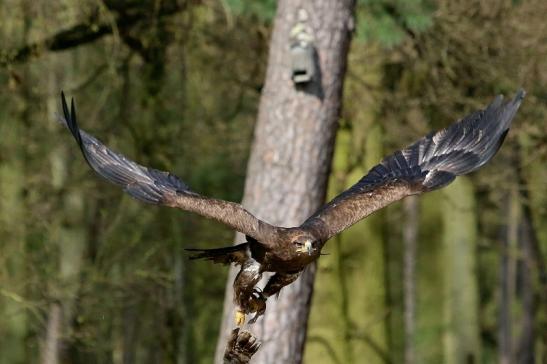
[235,310,246,326]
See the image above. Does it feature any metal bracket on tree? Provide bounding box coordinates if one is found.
[290,9,316,84]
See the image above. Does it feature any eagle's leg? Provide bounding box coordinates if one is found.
[247,271,301,324]
[233,258,262,326]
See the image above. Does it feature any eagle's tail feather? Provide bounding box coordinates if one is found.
[185,243,250,266]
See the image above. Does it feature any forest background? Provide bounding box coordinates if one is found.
[0,0,545,363]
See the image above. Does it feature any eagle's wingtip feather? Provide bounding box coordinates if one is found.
[59,92,91,168]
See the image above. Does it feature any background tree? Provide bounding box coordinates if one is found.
[215,1,356,362]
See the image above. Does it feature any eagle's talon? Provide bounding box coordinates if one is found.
[251,288,266,301]
[248,310,264,324]
[247,290,266,324]
[249,290,267,313]
[235,310,246,326]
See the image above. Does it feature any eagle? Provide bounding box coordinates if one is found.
[58,90,524,326]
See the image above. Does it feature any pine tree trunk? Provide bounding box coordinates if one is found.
[517,210,536,364]
[516,152,542,364]
[215,1,356,362]
[41,303,61,364]
[41,92,62,364]
[442,178,480,364]
[403,196,418,364]
[499,186,519,364]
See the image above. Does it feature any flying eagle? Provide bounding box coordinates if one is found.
[58,90,524,326]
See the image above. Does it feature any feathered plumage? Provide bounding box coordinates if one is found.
[58,89,525,325]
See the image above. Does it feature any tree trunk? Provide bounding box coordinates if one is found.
[403,196,418,364]
[41,303,61,364]
[515,150,543,364]
[40,45,65,364]
[517,208,536,364]
[499,186,519,364]
[215,1,356,362]
[442,178,480,364]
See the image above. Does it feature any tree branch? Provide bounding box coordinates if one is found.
[0,0,184,67]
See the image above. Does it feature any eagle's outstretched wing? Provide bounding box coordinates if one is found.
[58,92,275,244]
[302,90,525,241]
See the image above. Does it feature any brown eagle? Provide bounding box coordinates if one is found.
[59,90,524,326]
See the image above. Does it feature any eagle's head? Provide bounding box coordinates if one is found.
[290,232,319,256]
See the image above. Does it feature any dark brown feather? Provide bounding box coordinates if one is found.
[186,243,250,266]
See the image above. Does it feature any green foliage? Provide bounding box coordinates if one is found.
[224,0,277,22]
[310,0,547,362]
[356,0,434,47]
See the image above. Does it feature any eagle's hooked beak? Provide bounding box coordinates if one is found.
[304,241,313,255]
[295,241,314,255]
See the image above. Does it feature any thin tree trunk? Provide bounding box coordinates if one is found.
[515,151,540,364]
[403,196,418,364]
[499,186,519,364]
[41,303,62,364]
[442,178,480,364]
[40,39,65,364]
[517,210,535,364]
[173,241,188,364]
[215,1,356,362]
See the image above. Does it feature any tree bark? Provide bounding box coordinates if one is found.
[215,1,356,363]
[499,186,519,364]
[41,74,63,364]
[403,196,418,364]
[517,209,536,364]
[515,151,543,364]
[41,303,61,364]
[442,178,480,364]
